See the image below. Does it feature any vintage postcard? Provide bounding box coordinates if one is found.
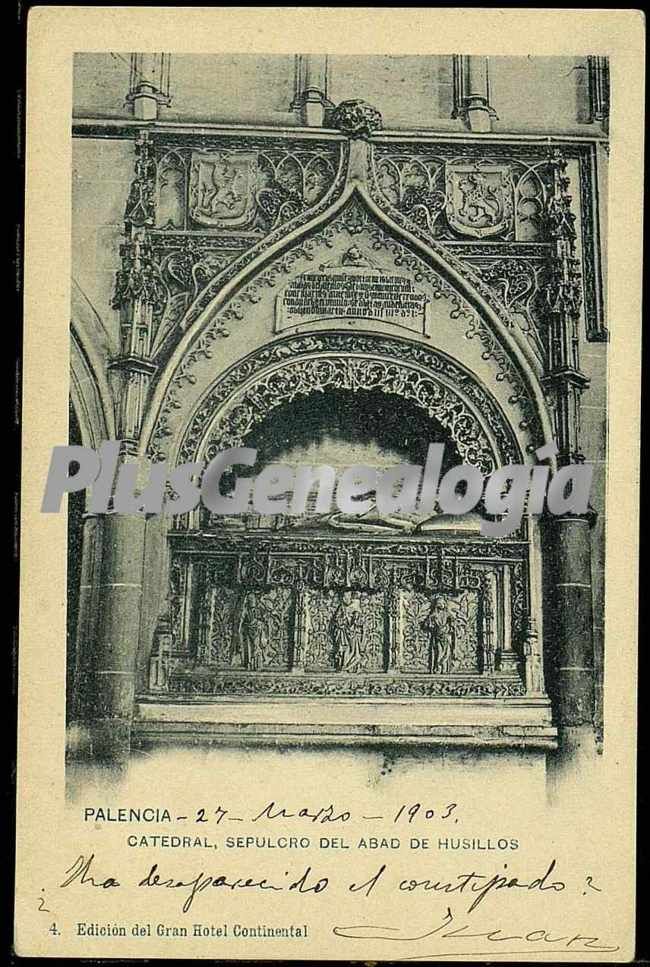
[16,6,643,961]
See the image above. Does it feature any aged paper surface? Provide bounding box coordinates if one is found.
[17,7,642,961]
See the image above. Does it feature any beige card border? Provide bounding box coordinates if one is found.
[17,7,644,959]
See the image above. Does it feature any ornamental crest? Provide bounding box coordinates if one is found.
[189,151,257,227]
[445,163,513,238]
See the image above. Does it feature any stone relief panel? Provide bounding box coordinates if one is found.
[115,134,603,448]
[148,535,533,700]
[198,586,292,670]
[145,195,547,471]
[304,589,385,672]
[114,133,347,362]
[373,149,550,243]
[401,590,481,673]
[369,140,605,342]
[154,137,343,234]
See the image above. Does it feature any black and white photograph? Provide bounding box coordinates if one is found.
[68,50,609,775]
[16,10,641,960]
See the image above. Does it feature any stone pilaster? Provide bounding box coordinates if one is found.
[292,585,309,672]
[497,566,520,673]
[386,585,402,671]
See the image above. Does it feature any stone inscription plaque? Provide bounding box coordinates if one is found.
[276,267,428,334]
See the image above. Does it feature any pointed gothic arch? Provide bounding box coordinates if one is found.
[140,183,555,468]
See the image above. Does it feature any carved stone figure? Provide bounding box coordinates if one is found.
[421,595,466,674]
[458,171,501,226]
[189,151,257,227]
[340,244,373,267]
[331,591,364,672]
[238,593,279,670]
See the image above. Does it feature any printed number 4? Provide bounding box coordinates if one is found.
[49,923,60,936]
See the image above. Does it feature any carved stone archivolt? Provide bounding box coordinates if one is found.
[162,332,522,475]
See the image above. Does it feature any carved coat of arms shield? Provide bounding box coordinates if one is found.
[189,151,257,228]
[445,163,513,238]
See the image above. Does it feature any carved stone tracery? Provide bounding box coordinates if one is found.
[147,196,546,463]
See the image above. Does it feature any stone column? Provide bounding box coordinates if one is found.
[84,513,147,763]
[292,54,329,126]
[127,54,171,121]
[466,57,493,132]
[541,514,595,736]
[453,55,496,132]
[73,513,102,721]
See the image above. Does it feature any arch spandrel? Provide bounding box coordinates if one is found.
[143,191,554,468]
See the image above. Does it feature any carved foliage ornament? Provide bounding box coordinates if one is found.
[206,355,495,472]
[150,198,541,453]
[331,99,383,139]
[158,141,342,233]
[169,332,521,474]
[373,147,547,243]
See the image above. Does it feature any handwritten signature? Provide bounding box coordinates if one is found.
[333,906,620,956]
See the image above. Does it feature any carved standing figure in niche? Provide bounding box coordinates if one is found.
[421,595,465,674]
[331,591,364,673]
[238,593,278,670]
